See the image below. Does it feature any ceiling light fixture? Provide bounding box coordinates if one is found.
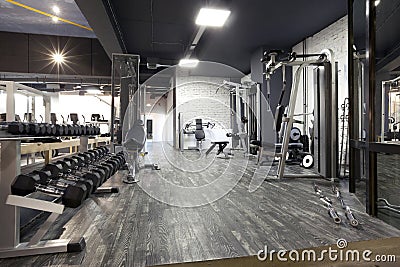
[52,16,59,22]
[195,8,231,27]
[52,52,64,64]
[375,0,381,6]
[146,103,151,107]
[52,5,60,14]
[179,58,199,68]
[86,89,102,95]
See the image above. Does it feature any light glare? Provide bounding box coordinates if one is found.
[195,8,231,27]
[53,5,60,14]
[52,53,64,64]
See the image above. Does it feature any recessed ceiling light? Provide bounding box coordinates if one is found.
[146,103,151,107]
[179,58,199,68]
[53,5,60,14]
[195,8,231,27]
[52,16,59,22]
[52,52,64,64]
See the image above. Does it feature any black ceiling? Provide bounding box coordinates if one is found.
[110,0,347,74]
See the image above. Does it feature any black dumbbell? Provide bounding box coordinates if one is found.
[0,122,24,135]
[80,125,87,136]
[79,152,112,182]
[63,157,105,186]
[28,123,41,135]
[72,154,107,183]
[11,173,87,208]
[32,168,91,196]
[43,162,97,194]
[54,124,64,136]
[84,149,117,179]
[94,126,100,135]
[82,153,109,181]
[38,123,50,135]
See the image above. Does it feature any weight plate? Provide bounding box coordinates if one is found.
[302,154,314,169]
[290,127,301,142]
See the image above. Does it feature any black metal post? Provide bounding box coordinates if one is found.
[366,0,377,216]
[110,54,116,148]
[348,0,357,193]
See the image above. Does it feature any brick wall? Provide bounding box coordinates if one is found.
[292,15,348,164]
[292,15,348,122]
[176,75,231,129]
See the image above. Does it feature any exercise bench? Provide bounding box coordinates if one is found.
[205,141,230,158]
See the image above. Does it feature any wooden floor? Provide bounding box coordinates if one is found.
[1,142,400,267]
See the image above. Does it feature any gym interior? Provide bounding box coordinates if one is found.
[0,0,399,266]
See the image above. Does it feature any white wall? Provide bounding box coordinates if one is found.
[176,75,231,130]
[292,15,348,133]
[51,94,113,123]
[144,93,167,142]
[0,92,46,122]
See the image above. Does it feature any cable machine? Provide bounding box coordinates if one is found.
[262,49,338,179]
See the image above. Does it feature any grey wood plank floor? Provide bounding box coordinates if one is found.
[1,142,400,267]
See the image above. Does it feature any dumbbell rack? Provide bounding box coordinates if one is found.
[0,136,104,258]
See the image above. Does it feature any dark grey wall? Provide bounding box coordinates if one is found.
[0,31,111,76]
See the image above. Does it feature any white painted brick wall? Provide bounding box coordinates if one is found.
[293,15,348,114]
[176,75,231,129]
[292,15,348,161]
[292,15,348,132]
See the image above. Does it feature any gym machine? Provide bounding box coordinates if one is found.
[178,115,216,152]
[261,49,338,179]
[111,54,160,183]
[122,119,160,184]
[218,80,252,154]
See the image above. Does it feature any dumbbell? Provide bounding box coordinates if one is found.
[82,149,122,178]
[74,154,109,183]
[63,156,106,185]
[94,126,100,135]
[86,126,94,135]
[11,172,87,208]
[96,148,125,169]
[28,123,41,135]
[32,168,92,199]
[82,151,117,179]
[77,152,116,180]
[0,122,25,135]
[80,125,87,136]
[63,124,73,136]
[43,162,100,195]
[54,124,64,136]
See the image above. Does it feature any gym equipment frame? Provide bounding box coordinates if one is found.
[263,50,338,179]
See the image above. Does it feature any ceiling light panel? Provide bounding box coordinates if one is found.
[195,8,231,27]
[179,58,199,68]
